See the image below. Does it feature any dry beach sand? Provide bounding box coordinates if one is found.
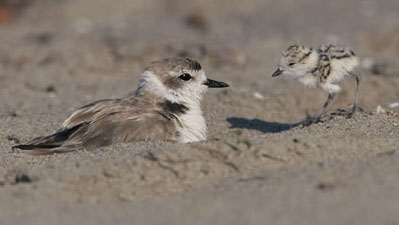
[0,0,398,224]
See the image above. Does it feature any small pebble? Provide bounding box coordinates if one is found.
[388,102,399,109]
[253,92,264,100]
[376,105,386,114]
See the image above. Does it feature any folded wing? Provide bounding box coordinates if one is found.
[13,98,177,154]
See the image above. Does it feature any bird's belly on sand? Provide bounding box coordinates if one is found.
[176,111,207,143]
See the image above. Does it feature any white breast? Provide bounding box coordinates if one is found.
[175,107,207,143]
[298,74,318,88]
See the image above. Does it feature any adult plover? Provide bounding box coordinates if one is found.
[14,57,229,154]
[272,44,361,125]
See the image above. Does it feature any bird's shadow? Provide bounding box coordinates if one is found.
[226,116,301,134]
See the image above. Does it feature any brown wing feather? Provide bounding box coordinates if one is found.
[72,111,177,149]
[15,95,178,154]
[12,123,86,154]
[62,99,120,128]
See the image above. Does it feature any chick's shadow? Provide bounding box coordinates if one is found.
[226,116,300,133]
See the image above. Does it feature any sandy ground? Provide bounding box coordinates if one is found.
[0,0,398,224]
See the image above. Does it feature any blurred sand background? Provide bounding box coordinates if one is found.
[0,0,398,224]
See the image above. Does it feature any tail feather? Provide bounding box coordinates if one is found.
[13,123,85,155]
[20,146,79,155]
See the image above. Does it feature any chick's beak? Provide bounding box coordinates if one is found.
[203,79,229,88]
[272,68,283,77]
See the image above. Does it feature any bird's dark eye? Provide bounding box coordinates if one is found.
[178,73,192,81]
[288,62,296,66]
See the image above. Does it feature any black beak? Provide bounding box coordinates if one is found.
[272,68,283,77]
[203,79,229,88]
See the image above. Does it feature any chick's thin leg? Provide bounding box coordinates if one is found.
[314,92,335,121]
[336,71,362,117]
[301,93,335,126]
[351,72,362,115]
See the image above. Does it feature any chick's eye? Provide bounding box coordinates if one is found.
[288,62,296,66]
[178,73,192,81]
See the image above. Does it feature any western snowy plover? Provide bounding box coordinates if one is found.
[272,44,361,125]
[14,57,229,154]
